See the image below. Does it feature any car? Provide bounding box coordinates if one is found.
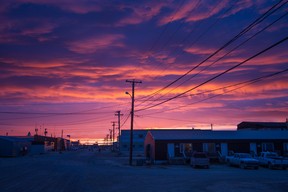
[257,152,288,170]
[190,152,210,168]
[226,153,259,169]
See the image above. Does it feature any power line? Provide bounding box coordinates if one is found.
[120,113,130,129]
[136,35,288,112]
[145,8,288,103]
[136,0,286,105]
[138,67,288,116]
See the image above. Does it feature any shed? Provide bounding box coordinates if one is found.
[144,130,288,164]
[0,136,31,157]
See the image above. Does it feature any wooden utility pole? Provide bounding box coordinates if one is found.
[115,111,123,151]
[111,121,116,151]
[126,79,142,166]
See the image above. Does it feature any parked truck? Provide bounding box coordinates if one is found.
[190,152,210,168]
[226,153,259,169]
[257,152,288,169]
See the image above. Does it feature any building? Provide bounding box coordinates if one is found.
[119,129,190,156]
[120,129,148,156]
[237,121,288,130]
[144,130,288,164]
[0,134,71,157]
[33,135,70,151]
[0,136,31,157]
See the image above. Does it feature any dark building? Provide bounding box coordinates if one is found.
[0,136,31,157]
[237,121,288,130]
[144,130,288,164]
[120,129,194,156]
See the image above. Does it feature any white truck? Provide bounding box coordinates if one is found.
[190,152,210,168]
[257,152,288,169]
[226,153,259,169]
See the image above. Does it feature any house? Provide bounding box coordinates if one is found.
[144,130,288,164]
[237,121,288,130]
[0,136,31,157]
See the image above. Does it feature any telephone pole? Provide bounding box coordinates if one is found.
[115,110,123,151]
[126,79,142,166]
[111,121,116,151]
[109,129,112,146]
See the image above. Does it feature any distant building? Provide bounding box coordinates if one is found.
[71,140,80,147]
[34,135,70,151]
[144,130,288,164]
[237,121,288,130]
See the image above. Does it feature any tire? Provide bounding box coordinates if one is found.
[227,161,231,167]
[240,163,245,169]
[268,163,273,169]
[254,166,259,170]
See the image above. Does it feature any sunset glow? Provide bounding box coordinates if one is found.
[0,0,287,143]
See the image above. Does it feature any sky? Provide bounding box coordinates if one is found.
[0,0,288,144]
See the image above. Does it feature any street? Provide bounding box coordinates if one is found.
[1,150,287,192]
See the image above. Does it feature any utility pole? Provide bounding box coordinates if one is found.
[126,79,142,166]
[115,111,123,151]
[44,128,47,137]
[106,134,109,145]
[109,129,112,146]
[111,121,116,151]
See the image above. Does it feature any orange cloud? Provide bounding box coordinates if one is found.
[117,1,169,26]
[159,0,200,25]
[184,46,216,55]
[21,22,56,36]
[158,0,233,25]
[66,34,125,54]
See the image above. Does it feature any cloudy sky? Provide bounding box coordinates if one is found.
[0,0,287,143]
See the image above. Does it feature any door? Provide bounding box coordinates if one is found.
[167,143,175,158]
[221,143,228,156]
[250,143,257,156]
[203,143,216,153]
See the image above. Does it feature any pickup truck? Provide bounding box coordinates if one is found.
[226,153,259,169]
[190,152,210,168]
[257,152,288,169]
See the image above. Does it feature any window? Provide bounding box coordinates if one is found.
[180,143,193,153]
[262,143,274,152]
[203,143,216,153]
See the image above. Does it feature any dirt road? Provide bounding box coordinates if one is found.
[1,150,287,192]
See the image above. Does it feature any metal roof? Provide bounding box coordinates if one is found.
[148,130,288,140]
[237,121,287,130]
[0,136,31,142]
